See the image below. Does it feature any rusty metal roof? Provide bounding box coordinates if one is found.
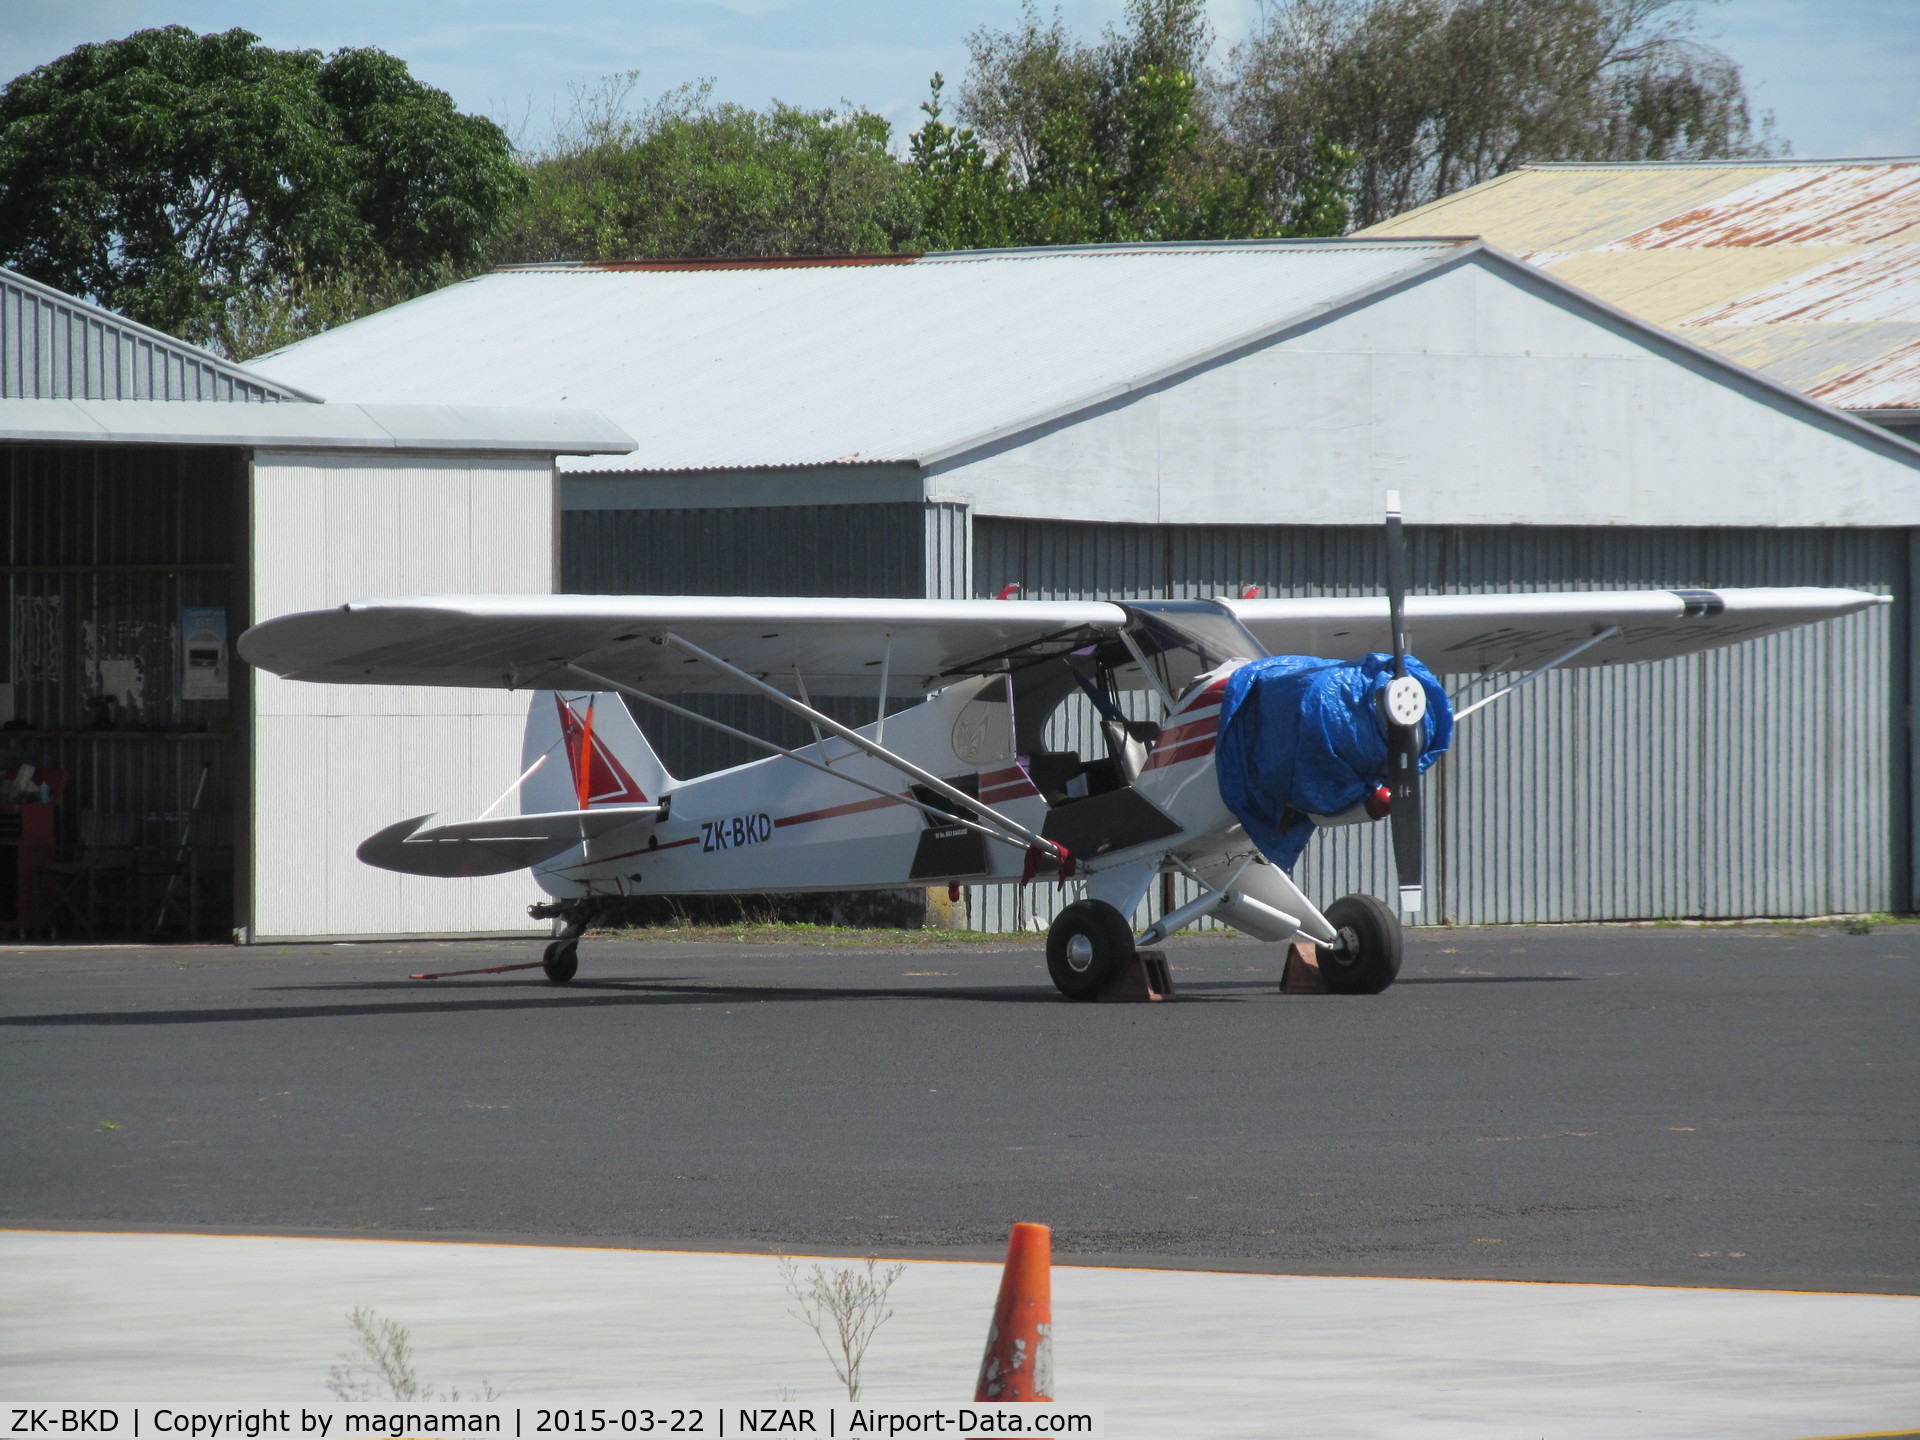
[1360,159,1920,415]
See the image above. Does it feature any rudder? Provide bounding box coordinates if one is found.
[522,691,676,814]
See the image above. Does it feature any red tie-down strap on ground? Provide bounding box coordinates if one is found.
[1021,840,1075,885]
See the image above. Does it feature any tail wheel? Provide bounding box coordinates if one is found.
[1046,899,1136,1001]
[542,938,579,984]
[1319,894,1402,994]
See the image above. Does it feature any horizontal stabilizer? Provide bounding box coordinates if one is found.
[357,806,660,878]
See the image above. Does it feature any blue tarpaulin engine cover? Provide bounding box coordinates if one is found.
[1215,653,1453,872]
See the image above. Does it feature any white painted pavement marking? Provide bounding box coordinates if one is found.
[2,1232,1916,1439]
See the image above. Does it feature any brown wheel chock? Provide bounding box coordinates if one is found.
[1279,938,1330,994]
[1098,947,1176,1002]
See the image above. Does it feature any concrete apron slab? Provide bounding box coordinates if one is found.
[3,1232,1916,1440]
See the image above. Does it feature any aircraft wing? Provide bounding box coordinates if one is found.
[358,806,660,878]
[1222,588,1889,674]
[239,595,1128,696]
[241,587,1888,697]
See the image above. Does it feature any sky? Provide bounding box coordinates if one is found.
[0,0,1913,159]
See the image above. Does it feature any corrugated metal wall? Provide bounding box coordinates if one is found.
[0,268,301,403]
[563,503,936,778]
[2,444,245,935]
[925,500,972,600]
[970,518,1906,929]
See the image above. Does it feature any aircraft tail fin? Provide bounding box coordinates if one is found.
[522,691,677,814]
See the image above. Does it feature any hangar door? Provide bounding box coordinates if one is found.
[1,444,244,940]
[972,519,1907,926]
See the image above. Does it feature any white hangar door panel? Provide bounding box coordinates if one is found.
[248,451,555,940]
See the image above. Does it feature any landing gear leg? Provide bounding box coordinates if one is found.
[541,904,597,984]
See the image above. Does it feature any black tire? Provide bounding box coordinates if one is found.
[1046,899,1136,1001]
[1319,894,1402,994]
[542,938,580,984]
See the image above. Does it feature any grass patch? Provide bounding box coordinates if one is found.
[587,919,1276,945]
[589,920,1026,945]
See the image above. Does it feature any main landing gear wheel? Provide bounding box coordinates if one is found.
[1046,899,1136,1001]
[541,937,580,984]
[1319,893,1402,994]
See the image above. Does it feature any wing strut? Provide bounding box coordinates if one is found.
[1453,625,1622,720]
[646,634,1066,861]
[565,663,1044,855]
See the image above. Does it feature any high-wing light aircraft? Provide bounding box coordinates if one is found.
[239,499,1885,999]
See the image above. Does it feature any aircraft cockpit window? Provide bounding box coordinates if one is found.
[1118,600,1267,704]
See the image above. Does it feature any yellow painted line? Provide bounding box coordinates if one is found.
[1781,1430,1920,1439]
[5,1227,1917,1299]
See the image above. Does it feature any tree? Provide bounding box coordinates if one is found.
[909,76,1027,251]
[926,0,1274,247]
[1224,0,1780,230]
[494,79,921,263]
[0,26,523,348]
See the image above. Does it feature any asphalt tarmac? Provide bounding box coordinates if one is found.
[2,923,1913,1290]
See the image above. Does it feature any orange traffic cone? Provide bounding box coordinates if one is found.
[974,1222,1054,1402]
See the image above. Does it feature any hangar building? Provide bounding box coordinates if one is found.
[250,238,1920,930]
[0,266,631,943]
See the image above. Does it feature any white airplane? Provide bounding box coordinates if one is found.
[239,499,1886,999]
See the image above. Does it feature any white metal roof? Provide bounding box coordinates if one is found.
[247,241,1470,473]
[0,397,635,454]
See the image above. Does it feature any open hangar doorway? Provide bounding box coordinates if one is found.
[2,442,246,941]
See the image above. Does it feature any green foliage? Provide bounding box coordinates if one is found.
[1226,0,1781,228]
[926,0,1276,248]
[0,27,519,349]
[908,77,1025,250]
[0,3,1776,339]
[218,258,461,362]
[1289,136,1362,236]
[496,78,921,262]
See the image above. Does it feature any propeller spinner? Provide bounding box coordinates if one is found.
[1381,491,1426,916]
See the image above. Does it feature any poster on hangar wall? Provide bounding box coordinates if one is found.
[180,606,228,702]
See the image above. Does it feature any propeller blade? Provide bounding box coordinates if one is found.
[1385,492,1409,679]
[1381,491,1425,915]
[1387,721,1424,914]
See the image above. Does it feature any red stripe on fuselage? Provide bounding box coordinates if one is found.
[1144,736,1217,771]
[1155,714,1220,747]
[1187,678,1230,704]
[977,765,1038,799]
[774,793,904,828]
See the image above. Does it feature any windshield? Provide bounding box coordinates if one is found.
[1120,600,1267,702]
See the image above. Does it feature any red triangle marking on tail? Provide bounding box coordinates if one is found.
[556,695,650,805]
